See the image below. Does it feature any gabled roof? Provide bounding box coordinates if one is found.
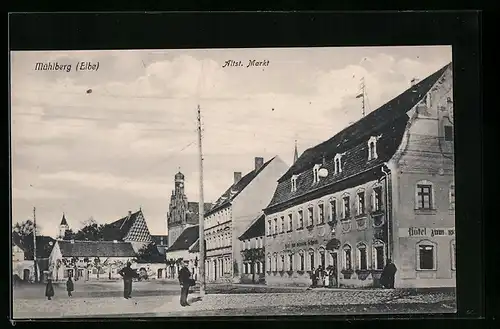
[104,210,148,241]
[57,240,137,258]
[60,213,68,226]
[187,202,213,222]
[266,63,451,211]
[205,157,275,217]
[238,213,265,241]
[150,235,168,246]
[166,225,199,252]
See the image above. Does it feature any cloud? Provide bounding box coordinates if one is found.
[10,47,452,236]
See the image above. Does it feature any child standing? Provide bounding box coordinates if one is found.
[45,278,54,300]
[66,277,74,297]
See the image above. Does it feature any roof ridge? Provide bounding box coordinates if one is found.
[278,63,450,182]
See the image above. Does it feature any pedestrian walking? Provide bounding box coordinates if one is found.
[310,267,318,288]
[66,277,74,297]
[380,259,397,289]
[45,278,54,300]
[178,261,192,307]
[118,262,138,299]
[328,267,337,288]
[316,266,325,287]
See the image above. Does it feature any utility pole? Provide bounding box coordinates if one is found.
[33,207,38,283]
[197,104,206,296]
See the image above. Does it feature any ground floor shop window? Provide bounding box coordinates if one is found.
[417,240,437,270]
[298,251,305,271]
[372,240,386,270]
[357,243,368,270]
[343,245,352,270]
[308,249,315,270]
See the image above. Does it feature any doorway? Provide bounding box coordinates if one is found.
[23,269,30,281]
[157,268,163,279]
[331,252,339,288]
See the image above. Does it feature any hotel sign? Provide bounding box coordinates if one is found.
[399,227,455,238]
[284,239,318,249]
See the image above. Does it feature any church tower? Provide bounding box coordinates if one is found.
[58,213,69,239]
[167,171,189,247]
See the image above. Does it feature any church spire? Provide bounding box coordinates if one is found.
[60,213,68,226]
[293,140,299,163]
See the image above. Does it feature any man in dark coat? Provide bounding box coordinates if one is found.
[118,262,138,299]
[45,278,54,300]
[310,267,318,288]
[380,259,397,289]
[66,277,74,297]
[178,261,192,307]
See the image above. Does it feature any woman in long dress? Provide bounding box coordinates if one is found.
[324,271,330,287]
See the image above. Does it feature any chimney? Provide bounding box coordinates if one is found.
[254,157,264,171]
[128,211,132,216]
[411,77,420,87]
[234,172,242,184]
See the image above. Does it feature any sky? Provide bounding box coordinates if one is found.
[10,46,452,237]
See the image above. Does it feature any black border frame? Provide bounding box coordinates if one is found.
[7,11,484,324]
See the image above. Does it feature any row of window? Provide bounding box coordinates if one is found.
[206,232,231,250]
[341,241,387,272]
[243,261,264,274]
[205,256,232,278]
[265,241,386,273]
[204,208,232,229]
[292,136,382,191]
[241,237,264,250]
[267,187,384,236]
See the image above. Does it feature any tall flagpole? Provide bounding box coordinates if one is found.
[33,207,38,283]
[197,104,206,296]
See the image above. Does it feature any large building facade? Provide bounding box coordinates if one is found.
[263,63,455,288]
[167,171,212,247]
[204,156,289,283]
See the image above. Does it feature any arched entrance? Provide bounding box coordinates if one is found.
[326,238,341,288]
[23,269,30,281]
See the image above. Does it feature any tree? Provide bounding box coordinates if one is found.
[241,248,265,284]
[134,242,164,263]
[12,220,45,260]
[63,229,76,240]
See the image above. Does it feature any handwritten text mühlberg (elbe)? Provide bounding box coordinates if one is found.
[34,62,99,73]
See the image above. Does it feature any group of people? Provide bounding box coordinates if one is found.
[309,265,338,288]
[44,260,196,307]
[308,259,398,289]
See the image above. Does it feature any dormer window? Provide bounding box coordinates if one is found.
[368,136,379,161]
[291,175,298,192]
[313,164,321,184]
[334,154,343,174]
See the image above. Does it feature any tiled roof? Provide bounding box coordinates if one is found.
[151,235,168,246]
[205,157,275,217]
[105,210,151,242]
[57,240,137,258]
[166,225,199,252]
[60,213,68,226]
[187,202,213,222]
[266,63,451,211]
[238,213,265,241]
